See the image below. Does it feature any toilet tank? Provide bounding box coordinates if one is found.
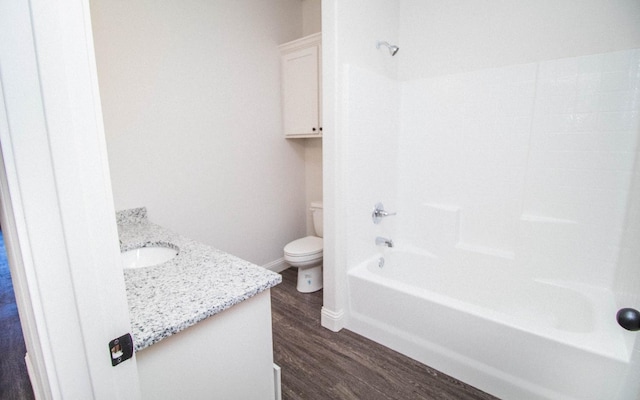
[310,201,323,238]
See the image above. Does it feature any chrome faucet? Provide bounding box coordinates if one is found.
[375,236,394,248]
[372,202,397,224]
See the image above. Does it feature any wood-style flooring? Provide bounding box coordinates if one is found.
[0,231,35,400]
[271,268,499,400]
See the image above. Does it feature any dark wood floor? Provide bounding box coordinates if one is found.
[271,268,498,400]
[0,231,35,400]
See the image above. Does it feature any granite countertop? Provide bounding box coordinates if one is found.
[117,208,282,351]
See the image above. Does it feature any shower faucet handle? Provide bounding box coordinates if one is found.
[372,202,397,224]
[375,236,394,248]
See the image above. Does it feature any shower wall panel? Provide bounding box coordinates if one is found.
[398,49,640,290]
[613,128,640,310]
[344,64,400,268]
[399,64,537,259]
[523,50,640,287]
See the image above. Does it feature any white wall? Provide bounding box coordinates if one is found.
[399,0,640,80]
[301,0,324,235]
[304,139,323,235]
[90,0,306,265]
[302,0,321,36]
[334,0,399,81]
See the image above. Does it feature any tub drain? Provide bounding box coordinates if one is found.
[378,257,385,268]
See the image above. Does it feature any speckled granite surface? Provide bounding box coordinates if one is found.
[117,208,282,351]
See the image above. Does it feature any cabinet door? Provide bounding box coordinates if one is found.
[282,45,319,137]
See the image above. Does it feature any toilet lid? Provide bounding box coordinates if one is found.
[284,236,323,257]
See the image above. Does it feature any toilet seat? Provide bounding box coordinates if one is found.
[284,236,323,258]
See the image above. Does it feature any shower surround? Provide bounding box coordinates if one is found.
[340,48,640,400]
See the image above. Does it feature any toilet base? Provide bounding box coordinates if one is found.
[296,264,323,293]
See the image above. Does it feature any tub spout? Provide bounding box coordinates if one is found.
[375,236,394,248]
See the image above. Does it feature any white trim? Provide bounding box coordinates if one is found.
[273,363,282,400]
[321,0,349,334]
[0,1,140,398]
[263,258,290,273]
[321,306,345,332]
[0,10,55,397]
[24,354,41,399]
[278,32,322,53]
[0,145,46,396]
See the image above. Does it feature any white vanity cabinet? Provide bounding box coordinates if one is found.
[135,290,276,400]
[118,209,281,400]
[279,33,322,138]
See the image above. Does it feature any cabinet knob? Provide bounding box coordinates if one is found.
[320,127,323,131]
[312,127,316,131]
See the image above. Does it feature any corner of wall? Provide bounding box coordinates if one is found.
[302,0,322,36]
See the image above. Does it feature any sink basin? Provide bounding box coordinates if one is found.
[121,246,178,269]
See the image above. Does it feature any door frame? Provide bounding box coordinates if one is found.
[0,0,140,398]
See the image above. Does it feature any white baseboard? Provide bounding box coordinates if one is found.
[25,353,41,400]
[262,258,290,273]
[273,363,282,400]
[321,306,345,332]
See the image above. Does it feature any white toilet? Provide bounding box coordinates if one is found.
[284,201,323,293]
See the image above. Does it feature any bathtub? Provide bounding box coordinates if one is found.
[346,248,632,400]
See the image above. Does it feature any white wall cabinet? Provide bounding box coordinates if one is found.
[279,33,322,138]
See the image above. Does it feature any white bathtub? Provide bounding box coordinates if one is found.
[347,248,632,400]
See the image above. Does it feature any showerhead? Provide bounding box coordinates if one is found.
[376,41,399,56]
